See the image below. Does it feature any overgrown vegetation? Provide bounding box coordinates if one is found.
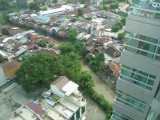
[118,32,126,43]
[38,39,47,47]
[83,88,113,120]
[48,42,54,48]
[86,17,92,20]
[29,2,40,11]
[0,54,4,63]
[112,17,126,32]
[2,28,9,35]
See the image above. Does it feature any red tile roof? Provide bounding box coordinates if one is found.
[2,61,21,79]
[107,62,121,75]
[26,100,44,115]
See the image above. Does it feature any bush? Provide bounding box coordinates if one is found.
[0,54,3,63]
[118,32,126,43]
[84,88,113,120]
[38,39,47,47]
[42,7,48,11]
[2,28,9,35]
[86,17,92,20]
[48,42,54,48]
[71,18,77,22]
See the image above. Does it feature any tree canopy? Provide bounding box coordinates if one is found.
[118,32,126,43]
[2,28,9,35]
[38,39,47,47]
[67,29,77,42]
[15,53,61,92]
[0,54,3,63]
[77,8,83,16]
[29,2,40,11]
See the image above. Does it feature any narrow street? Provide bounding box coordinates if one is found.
[81,61,116,104]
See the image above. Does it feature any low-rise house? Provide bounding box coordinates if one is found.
[0,61,21,88]
[35,16,51,23]
[9,76,86,120]
[9,100,45,120]
[105,46,121,58]
[107,62,121,78]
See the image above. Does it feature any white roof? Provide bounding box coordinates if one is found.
[2,37,12,43]
[62,81,79,96]
[39,8,66,16]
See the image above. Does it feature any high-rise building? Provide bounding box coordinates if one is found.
[111,0,160,120]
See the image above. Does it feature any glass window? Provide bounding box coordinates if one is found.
[125,46,137,53]
[147,79,154,86]
[126,38,138,47]
[134,69,148,76]
[122,64,132,70]
[146,86,152,90]
[137,41,156,53]
[139,103,146,109]
[127,32,139,38]
[132,74,147,83]
[131,80,145,87]
[154,55,160,61]
[137,50,154,58]
[149,75,156,79]
[120,75,130,81]
[156,47,160,54]
[121,69,132,77]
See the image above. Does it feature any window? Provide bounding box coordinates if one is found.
[120,65,156,90]
[116,91,147,113]
[125,32,160,61]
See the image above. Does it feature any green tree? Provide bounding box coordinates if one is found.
[0,54,3,63]
[103,5,109,11]
[52,0,58,3]
[71,18,77,22]
[112,25,120,32]
[59,52,81,83]
[15,53,62,93]
[81,0,85,4]
[2,28,9,35]
[38,39,47,47]
[121,17,126,25]
[89,53,106,72]
[79,71,94,89]
[77,8,83,16]
[59,42,76,54]
[0,0,10,11]
[85,53,93,63]
[110,2,118,9]
[48,42,54,48]
[29,2,40,11]
[2,13,10,23]
[86,17,92,20]
[68,29,77,42]
[118,32,126,43]
[42,7,48,11]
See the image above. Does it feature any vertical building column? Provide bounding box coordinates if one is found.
[74,113,77,120]
[79,107,82,117]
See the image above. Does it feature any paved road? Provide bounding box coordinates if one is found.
[85,96,106,120]
[81,61,116,104]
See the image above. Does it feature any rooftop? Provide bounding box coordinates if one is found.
[35,16,50,20]
[2,61,21,79]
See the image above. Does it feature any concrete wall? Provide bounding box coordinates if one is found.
[0,67,7,87]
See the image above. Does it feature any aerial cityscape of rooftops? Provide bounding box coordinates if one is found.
[0,0,160,120]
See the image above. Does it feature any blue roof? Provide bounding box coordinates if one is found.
[58,18,65,22]
[35,15,50,20]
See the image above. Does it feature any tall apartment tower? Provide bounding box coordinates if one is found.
[111,0,160,120]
